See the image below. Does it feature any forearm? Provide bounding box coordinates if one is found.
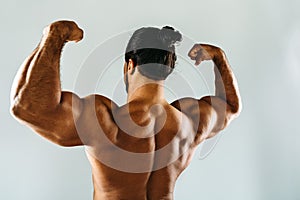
[11,47,39,101]
[11,31,65,112]
[207,49,241,114]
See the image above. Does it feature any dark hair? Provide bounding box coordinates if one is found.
[125,26,182,80]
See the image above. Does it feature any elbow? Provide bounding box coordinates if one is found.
[53,139,71,147]
[227,101,242,123]
[54,137,73,147]
[10,100,33,123]
[10,95,24,118]
[231,104,242,117]
[228,95,242,117]
[10,102,23,120]
[234,98,243,116]
[54,136,83,147]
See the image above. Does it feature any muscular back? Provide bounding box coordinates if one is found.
[11,21,241,200]
[80,95,198,200]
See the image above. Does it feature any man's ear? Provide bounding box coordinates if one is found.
[128,59,134,70]
[128,59,135,74]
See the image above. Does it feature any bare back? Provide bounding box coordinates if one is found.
[81,95,197,200]
[11,21,241,200]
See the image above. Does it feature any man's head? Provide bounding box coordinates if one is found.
[124,26,182,92]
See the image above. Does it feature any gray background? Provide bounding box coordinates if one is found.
[1,0,300,199]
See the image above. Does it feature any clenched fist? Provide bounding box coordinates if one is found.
[43,20,84,42]
[188,44,224,66]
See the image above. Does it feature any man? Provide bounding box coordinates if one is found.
[11,20,241,199]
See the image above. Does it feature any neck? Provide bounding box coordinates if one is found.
[127,76,165,103]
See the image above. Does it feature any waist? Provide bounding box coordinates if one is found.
[93,189,147,200]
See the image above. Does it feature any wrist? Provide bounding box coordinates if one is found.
[212,47,225,64]
[42,28,66,45]
[43,23,70,42]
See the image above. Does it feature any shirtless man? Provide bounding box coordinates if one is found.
[10,20,241,199]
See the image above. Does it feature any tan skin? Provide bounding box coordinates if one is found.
[11,21,241,200]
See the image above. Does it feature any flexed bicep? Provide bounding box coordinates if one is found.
[197,96,234,141]
[12,91,85,146]
[171,96,234,145]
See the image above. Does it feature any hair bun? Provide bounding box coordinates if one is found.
[158,26,182,48]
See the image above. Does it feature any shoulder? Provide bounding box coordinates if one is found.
[80,94,119,128]
[83,94,118,112]
[79,94,119,145]
[171,97,201,114]
[171,97,218,123]
[170,97,217,132]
